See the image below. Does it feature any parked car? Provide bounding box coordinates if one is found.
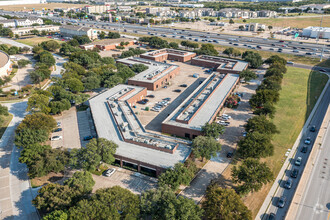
[163,97,171,101]
[147,95,155,98]
[304,137,311,145]
[291,169,299,178]
[310,125,316,132]
[53,128,62,132]
[301,146,308,153]
[180,84,188,87]
[103,168,116,177]
[295,157,302,166]
[51,136,62,141]
[83,135,94,141]
[173,89,181,93]
[284,178,293,189]
[277,196,286,208]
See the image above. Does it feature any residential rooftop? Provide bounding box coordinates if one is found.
[117,57,179,83]
[141,48,196,59]
[89,84,191,169]
[60,25,92,32]
[162,73,239,131]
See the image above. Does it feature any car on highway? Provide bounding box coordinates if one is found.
[268,213,276,220]
[287,61,294,64]
[319,69,327,73]
[83,135,94,141]
[277,196,286,208]
[305,52,312,55]
[284,178,293,189]
[257,45,262,49]
[293,50,299,53]
[103,168,116,177]
[304,137,312,145]
[310,125,316,132]
[295,157,302,166]
[291,168,299,178]
[301,146,308,153]
[51,136,62,141]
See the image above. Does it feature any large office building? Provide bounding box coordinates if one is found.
[162,73,240,139]
[117,57,180,91]
[140,48,196,62]
[191,55,248,74]
[60,25,98,40]
[89,84,191,176]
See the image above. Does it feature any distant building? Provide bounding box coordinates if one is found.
[60,25,98,40]
[0,0,45,6]
[84,5,111,14]
[11,25,60,36]
[245,23,266,31]
[140,49,196,63]
[302,27,330,39]
[0,17,43,28]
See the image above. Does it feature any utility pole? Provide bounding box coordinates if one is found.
[317,15,325,62]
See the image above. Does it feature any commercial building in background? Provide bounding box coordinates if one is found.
[89,84,191,176]
[84,5,112,14]
[11,25,60,36]
[191,55,248,74]
[117,57,180,91]
[162,73,240,139]
[0,51,12,77]
[302,26,330,39]
[59,25,98,40]
[80,38,136,51]
[140,49,196,62]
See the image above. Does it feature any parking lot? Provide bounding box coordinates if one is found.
[51,107,81,149]
[92,166,157,194]
[134,61,209,132]
[77,108,97,147]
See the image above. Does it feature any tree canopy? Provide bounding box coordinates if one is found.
[192,136,222,161]
[237,132,274,159]
[202,122,225,138]
[244,115,278,135]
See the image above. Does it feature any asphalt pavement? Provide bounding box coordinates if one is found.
[260,78,330,220]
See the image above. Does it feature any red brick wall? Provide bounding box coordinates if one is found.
[125,87,147,105]
[162,123,203,139]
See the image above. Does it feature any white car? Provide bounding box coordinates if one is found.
[295,157,302,166]
[103,168,116,177]
[304,137,311,145]
[222,114,231,119]
[51,136,62,141]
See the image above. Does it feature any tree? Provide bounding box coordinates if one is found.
[232,158,273,195]
[104,75,122,88]
[41,40,61,52]
[239,25,245,31]
[64,171,95,194]
[242,51,263,69]
[73,35,91,45]
[108,32,120,39]
[195,44,218,56]
[66,78,84,93]
[243,19,247,23]
[0,104,9,116]
[73,138,118,171]
[99,31,106,39]
[223,47,234,57]
[49,99,71,115]
[253,102,276,119]
[169,42,179,49]
[249,89,279,109]
[268,25,273,30]
[158,163,195,191]
[239,69,257,82]
[17,59,31,68]
[140,186,203,220]
[202,122,225,138]
[192,136,221,161]
[82,76,100,91]
[17,112,56,133]
[229,19,235,24]
[237,132,274,159]
[202,185,252,220]
[38,51,55,67]
[43,210,68,220]
[14,128,49,147]
[130,64,148,73]
[27,93,51,114]
[264,55,286,66]
[244,115,278,134]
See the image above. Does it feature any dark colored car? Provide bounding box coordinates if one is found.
[301,146,308,153]
[257,45,262,49]
[271,44,276,46]
[284,178,293,189]
[277,196,286,208]
[83,135,94,141]
[310,125,316,132]
[53,128,62,132]
[291,169,299,178]
[173,89,181,93]
[180,84,188,87]
[268,213,276,220]
[147,95,155,98]
[306,52,312,55]
[226,152,233,158]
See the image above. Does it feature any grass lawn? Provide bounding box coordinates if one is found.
[0,114,13,139]
[218,67,328,217]
[317,58,330,68]
[16,37,62,47]
[232,16,330,29]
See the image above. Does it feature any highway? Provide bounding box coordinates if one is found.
[1,10,329,59]
[263,79,330,219]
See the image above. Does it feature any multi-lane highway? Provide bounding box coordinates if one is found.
[1,10,329,59]
[264,79,330,219]
[294,115,330,220]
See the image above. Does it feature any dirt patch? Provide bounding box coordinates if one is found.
[31,172,64,188]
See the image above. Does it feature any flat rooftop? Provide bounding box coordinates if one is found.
[141,48,196,58]
[89,84,190,169]
[192,55,248,73]
[117,57,179,83]
[163,73,239,131]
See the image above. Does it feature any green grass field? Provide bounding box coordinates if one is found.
[16,37,62,47]
[243,67,328,216]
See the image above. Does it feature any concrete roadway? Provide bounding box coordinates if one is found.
[263,80,330,219]
[295,121,330,220]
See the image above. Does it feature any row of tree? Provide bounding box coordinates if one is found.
[233,55,287,195]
